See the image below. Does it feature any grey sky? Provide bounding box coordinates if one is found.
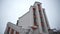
[0,0,60,34]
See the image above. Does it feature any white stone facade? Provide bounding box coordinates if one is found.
[4,1,50,34]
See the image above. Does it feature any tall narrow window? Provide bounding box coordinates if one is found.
[33,8,37,26]
[37,4,45,32]
[33,8,35,16]
[11,29,14,34]
[7,27,10,34]
[33,8,35,11]
[16,31,19,34]
[37,4,41,11]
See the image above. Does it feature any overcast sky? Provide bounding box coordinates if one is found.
[0,0,60,34]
